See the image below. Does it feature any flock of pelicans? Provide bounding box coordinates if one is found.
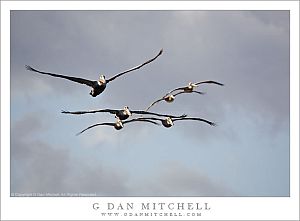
[25,49,224,135]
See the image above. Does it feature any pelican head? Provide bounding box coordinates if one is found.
[166,117,174,125]
[99,74,106,84]
[164,94,175,103]
[184,82,197,92]
[123,106,132,116]
[162,117,174,128]
[189,82,198,88]
[114,116,124,130]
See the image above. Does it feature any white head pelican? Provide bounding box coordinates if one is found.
[25,48,163,97]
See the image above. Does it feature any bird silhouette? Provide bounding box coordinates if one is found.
[167,80,224,94]
[145,90,205,111]
[25,49,163,97]
[62,106,187,120]
[77,117,159,135]
[145,80,223,111]
[132,116,216,128]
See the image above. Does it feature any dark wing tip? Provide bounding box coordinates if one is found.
[211,122,217,126]
[194,91,206,95]
[159,48,163,55]
[25,65,34,71]
[76,131,83,136]
[214,81,224,86]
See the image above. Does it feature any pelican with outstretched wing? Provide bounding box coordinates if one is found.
[167,80,224,94]
[145,80,224,111]
[25,49,163,97]
[145,90,205,111]
[77,117,159,135]
[133,116,216,128]
[62,106,187,120]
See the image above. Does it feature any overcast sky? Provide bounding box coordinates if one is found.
[10,10,289,196]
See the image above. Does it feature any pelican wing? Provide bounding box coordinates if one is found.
[166,86,186,95]
[77,122,115,135]
[191,90,205,95]
[172,117,216,126]
[194,80,224,86]
[106,49,163,83]
[62,109,119,115]
[131,110,187,118]
[123,118,160,125]
[173,90,205,96]
[25,65,95,87]
[173,91,185,97]
[144,97,165,111]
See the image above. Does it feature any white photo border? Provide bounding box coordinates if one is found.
[1,1,299,220]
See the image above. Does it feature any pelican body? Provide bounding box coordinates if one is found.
[162,117,174,128]
[164,94,175,103]
[113,118,124,130]
[113,106,132,120]
[89,75,107,97]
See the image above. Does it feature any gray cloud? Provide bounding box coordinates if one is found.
[130,161,234,197]
[10,10,290,196]
[11,11,289,120]
[11,113,129,196]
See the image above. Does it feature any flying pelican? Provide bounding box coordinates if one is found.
[145,90,205,111]
[145,80,224,111]
[134,117,216,128]
[62,106,187,120]
[167,80,224,95]
[77,117,159,135]
[25,49,163,97]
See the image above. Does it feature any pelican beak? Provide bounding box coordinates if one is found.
[191,83,198,88]
[127,111,132,116]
